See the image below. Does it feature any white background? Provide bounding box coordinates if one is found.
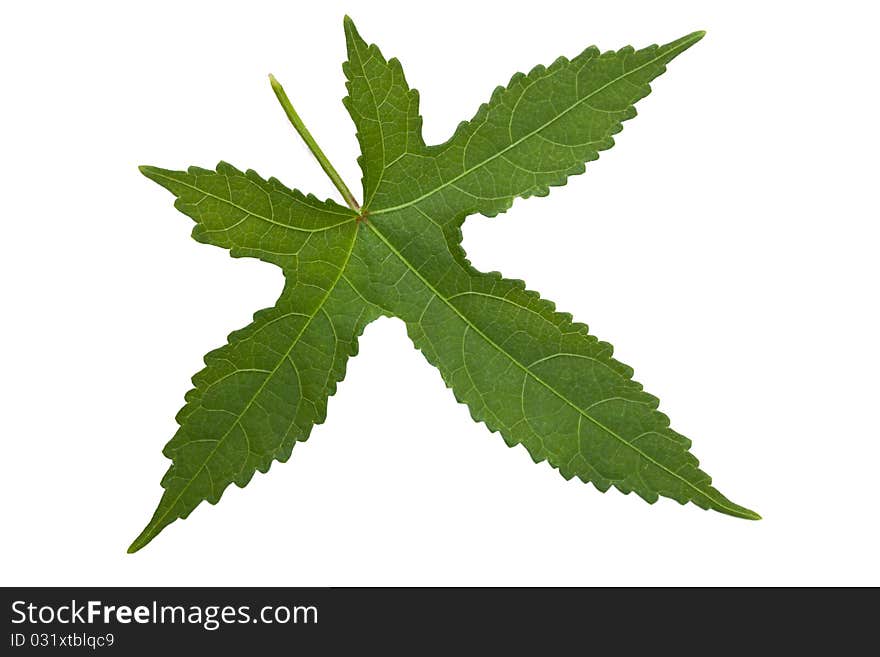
[2,0,878,586]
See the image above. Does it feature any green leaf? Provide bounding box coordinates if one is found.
[132,17,756,552]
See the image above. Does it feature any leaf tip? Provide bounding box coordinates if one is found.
[343,14,362,44]
[127,526,156,554]
[126,537,146,555]
[720,501,761,521]
[138,165,168,186]
[662,30,707,57]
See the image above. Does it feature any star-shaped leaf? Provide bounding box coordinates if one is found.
[130,17,757,553]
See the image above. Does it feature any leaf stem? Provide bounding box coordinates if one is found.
[268,74,361,212]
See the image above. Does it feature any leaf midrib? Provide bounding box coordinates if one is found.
[146,169,354,233]
[346,21,385,209]
[368,34,700,217]
[365,221,751,518]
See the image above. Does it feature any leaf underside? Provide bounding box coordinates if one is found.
[130,17,756,553]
